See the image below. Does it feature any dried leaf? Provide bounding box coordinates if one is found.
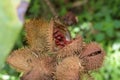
[61,11,78,26]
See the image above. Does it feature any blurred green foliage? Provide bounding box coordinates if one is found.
[0,0,120,80]
[0,0,23,69]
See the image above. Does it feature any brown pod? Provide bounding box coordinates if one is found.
[56,56,84,80]
[61,11,78,26]
[7,47,33,72]
[7,48,55,80]
[6,18,105,80]
[53,17,71,41]
[20,56,55,80]
[80,42,105,70]
[7,19,55,80]
[57,36,83,59]
[25,19,54,51]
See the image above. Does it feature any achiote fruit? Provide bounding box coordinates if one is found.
[7,17,105,80]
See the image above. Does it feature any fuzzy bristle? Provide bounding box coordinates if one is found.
[21,56,55,80]
[7,48,55,80]
[25,19,53,52]
[56,56,83,80]
[57,36,83,58]
[80,42,105,70]
[7,18,105,80]
[7,48,33,72]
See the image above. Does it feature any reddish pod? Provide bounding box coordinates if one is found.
[53,28,71,48]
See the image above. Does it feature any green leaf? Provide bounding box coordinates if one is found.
[0,0,25,68]
[95,33,105,42]
[94,22,104,31]
[114,20,120,29]
[105,27,115,38]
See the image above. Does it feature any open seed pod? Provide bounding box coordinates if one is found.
[56,36,83,59]
[52,17,71,50]
[80,42,105,71]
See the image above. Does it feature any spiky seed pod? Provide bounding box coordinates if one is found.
[7,18,105,80]
[7,19,55,80]
[52,17,71,50]
[57,36,83,59]
[7,47,34,72]
[53,17,71,40]
[7,47,55,80]
[20,56,55,80]
[56,56,84,80]
[21,67,54,80]
[25,19,54,52]
[80,42,105,70]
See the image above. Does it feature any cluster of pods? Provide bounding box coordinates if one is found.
[7,18,105,80]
